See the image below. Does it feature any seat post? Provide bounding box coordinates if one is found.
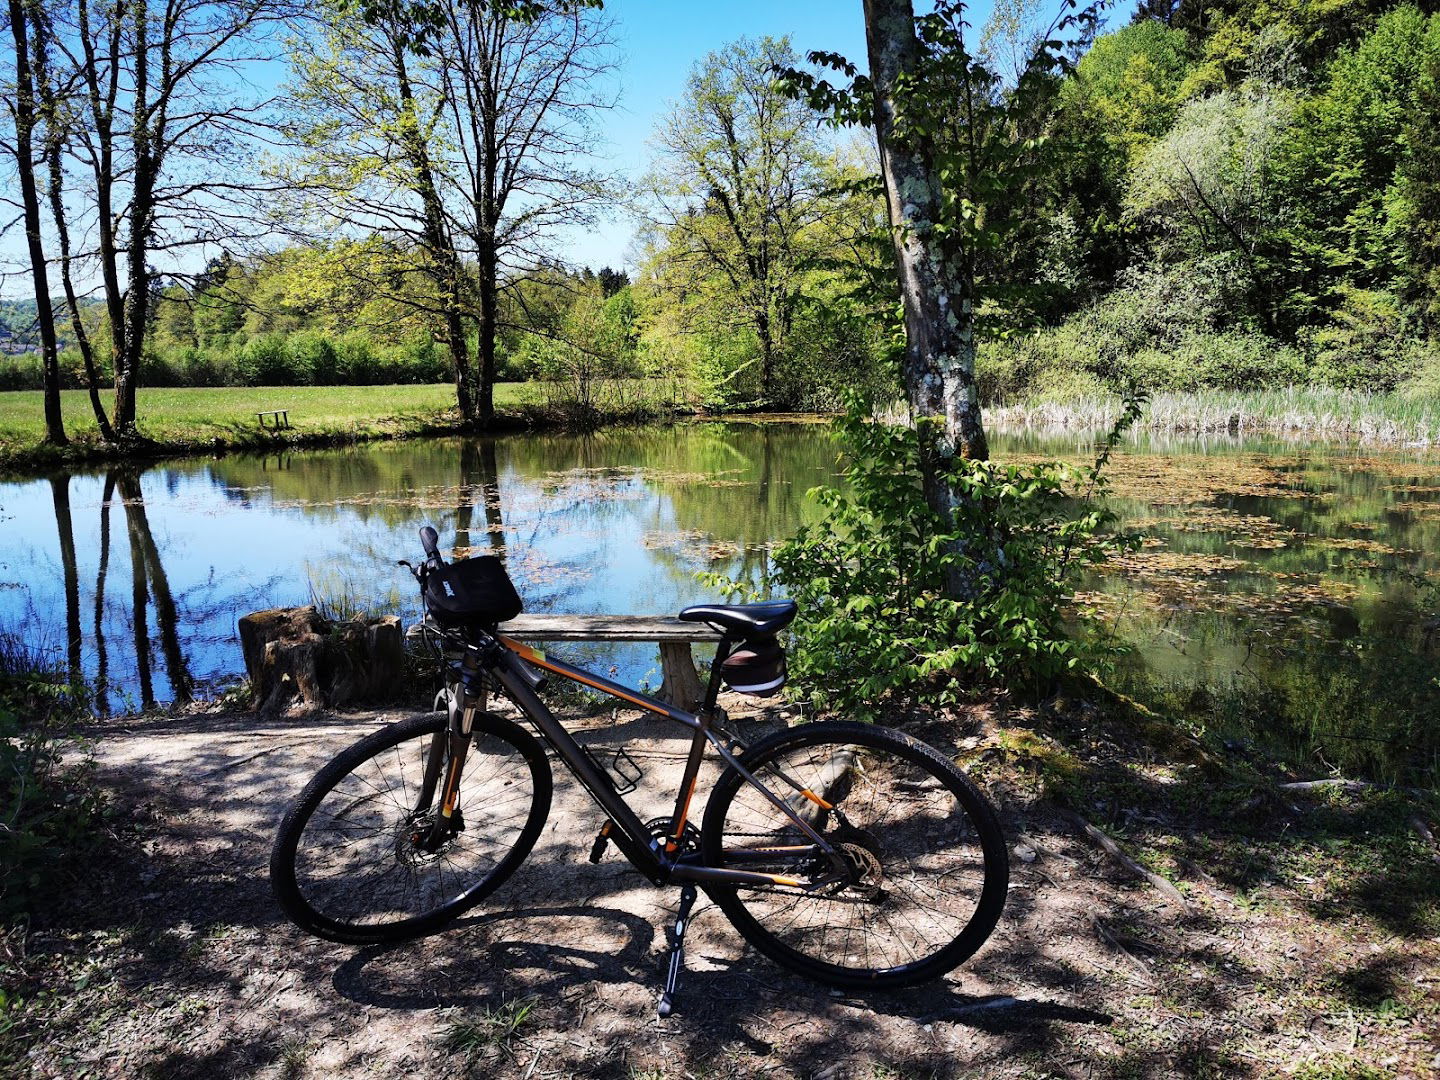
[699,634,735,718]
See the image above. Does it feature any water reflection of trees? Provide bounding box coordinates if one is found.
[41,468,200,711]
[117,471,193,706]
[50,477,82,682]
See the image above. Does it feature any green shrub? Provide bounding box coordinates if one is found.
[1304,288,1426,392]
[1398,340,1440,397]
[0,354,44,392]
[234,335,300,386]
[769,397,1140,716]
[289,332,339,385]
[0,651,105,923]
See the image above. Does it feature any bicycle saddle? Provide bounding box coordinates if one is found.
[678,600,797,637]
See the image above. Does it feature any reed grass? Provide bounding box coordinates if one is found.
[987,386,1440,445]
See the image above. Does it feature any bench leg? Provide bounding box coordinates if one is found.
[657,642,704,710]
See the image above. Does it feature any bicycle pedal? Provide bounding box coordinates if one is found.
[588,821,614,864]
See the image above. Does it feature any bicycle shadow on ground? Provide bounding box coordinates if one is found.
[328,901,1111,1042]
[330,904,658,1010]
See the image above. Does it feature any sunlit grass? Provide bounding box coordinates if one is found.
[0,383,532,446]
[0,380,695,467]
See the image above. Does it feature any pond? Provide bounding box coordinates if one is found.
[2,419,1437,784]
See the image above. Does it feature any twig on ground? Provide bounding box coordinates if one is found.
[1089,914,1152,979]
[1073,815,1190,911]
[1278,779,1370,793]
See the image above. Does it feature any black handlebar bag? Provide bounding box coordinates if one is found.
[424,556,523,629]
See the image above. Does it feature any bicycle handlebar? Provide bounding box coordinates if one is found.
[419,525,442,568]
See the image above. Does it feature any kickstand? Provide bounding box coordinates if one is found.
[657,883,698,1018]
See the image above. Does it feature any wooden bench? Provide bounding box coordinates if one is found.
[256,409,290,430]
[497,614,722,709]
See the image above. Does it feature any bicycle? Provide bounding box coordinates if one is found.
[270,527,1009,1015]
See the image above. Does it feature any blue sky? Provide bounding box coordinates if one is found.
[570,0,952,270]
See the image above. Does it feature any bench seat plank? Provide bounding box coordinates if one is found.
[498,614,722,643]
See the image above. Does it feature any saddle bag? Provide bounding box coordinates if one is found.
[424,555,523,628]
[720,635,787,696]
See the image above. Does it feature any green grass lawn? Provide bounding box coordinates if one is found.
[0,384,548,442]
[0,383,554,467]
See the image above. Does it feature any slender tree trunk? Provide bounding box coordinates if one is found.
[757,308,776,402]
[74,0,128,429]
[864,0,990,500]
[443,305,475,424]
[388,30,476,424]
[113,0,153,439]
[39,50,114,440]
[8,0,67,445]
[477,244,499,427]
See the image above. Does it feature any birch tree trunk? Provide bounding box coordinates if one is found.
[864,0,990,503]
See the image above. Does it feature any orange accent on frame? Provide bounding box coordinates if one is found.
[671,777,699,846]
[800,788,834,810]
[498,636,673,717]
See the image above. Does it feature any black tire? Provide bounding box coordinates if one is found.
[271,712,552,944]
[699,721,1008,989]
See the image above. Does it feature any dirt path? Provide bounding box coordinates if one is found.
[14,703,1439,1079]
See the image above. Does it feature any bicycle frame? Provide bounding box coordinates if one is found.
[437,627,847,893]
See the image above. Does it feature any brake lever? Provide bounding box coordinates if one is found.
[397,559,424,584]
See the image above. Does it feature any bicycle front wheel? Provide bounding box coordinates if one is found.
[271,712,552,945]
[700,721,1008,989]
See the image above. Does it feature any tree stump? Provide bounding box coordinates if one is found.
[237,606,405,715]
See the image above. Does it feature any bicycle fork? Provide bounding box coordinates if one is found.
[419,671,482,851]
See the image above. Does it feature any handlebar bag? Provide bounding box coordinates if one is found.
[424,555,523,627]
[720,636,786,696]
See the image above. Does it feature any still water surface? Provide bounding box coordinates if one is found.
[2,420,1436,781]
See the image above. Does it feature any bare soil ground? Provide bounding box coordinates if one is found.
[5,697,1438,1080]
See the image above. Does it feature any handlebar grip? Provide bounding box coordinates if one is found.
[419,525,442,567]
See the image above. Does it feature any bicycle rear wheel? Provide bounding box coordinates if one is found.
[271,712,552,944]
[699,721,1008,989]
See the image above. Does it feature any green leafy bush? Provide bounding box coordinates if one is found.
[0,657,105,923]
[1304,288,1426,392]
[770,398,1140,717]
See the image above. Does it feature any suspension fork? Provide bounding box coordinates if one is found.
[420,650,486,849]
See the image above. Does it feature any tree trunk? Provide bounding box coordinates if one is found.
[74,0,128,436]
[757,307,775,402]
[444,305,476,424]
[113,0,153,439]
[477,244,499,427]
[8,0,67,446]
[864,0,990,501]
[388,30,476,425]
[39,51,115,441]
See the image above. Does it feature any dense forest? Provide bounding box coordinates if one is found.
[3,0,1438,418]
